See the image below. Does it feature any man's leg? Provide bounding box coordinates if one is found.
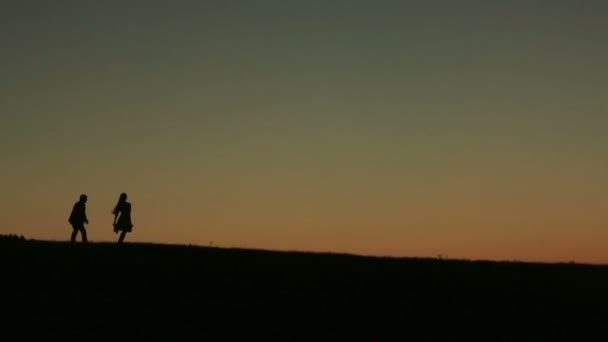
[70,223,79,242]
[80,227,88,243]
[71,229,78,243]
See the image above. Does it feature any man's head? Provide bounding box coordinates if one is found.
[79,194,88,203]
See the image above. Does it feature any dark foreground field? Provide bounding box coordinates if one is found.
[1,238,607,340]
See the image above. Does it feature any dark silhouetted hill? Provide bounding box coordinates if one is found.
[1,239,607,340]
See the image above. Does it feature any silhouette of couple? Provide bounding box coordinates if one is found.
[69,193,134,243]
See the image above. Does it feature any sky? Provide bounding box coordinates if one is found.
[1,1,607,263]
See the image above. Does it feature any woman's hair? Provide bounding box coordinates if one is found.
[112,193,128,215]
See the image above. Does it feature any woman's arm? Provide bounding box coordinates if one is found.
[113,211,119,232]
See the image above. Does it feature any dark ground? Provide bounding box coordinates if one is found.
[1,236,607,340]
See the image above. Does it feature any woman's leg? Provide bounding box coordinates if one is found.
[118,231,127,243]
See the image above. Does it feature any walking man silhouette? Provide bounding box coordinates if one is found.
[69,194,89,243]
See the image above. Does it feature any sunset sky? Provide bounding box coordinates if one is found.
[2,1,607,263]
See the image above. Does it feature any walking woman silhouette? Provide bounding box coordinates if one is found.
[112,193,133,243]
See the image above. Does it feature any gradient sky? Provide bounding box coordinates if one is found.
[2,1,607,263]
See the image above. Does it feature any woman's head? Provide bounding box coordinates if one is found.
[113,193,128,214]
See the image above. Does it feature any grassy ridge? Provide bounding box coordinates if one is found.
[1,238,607,340]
